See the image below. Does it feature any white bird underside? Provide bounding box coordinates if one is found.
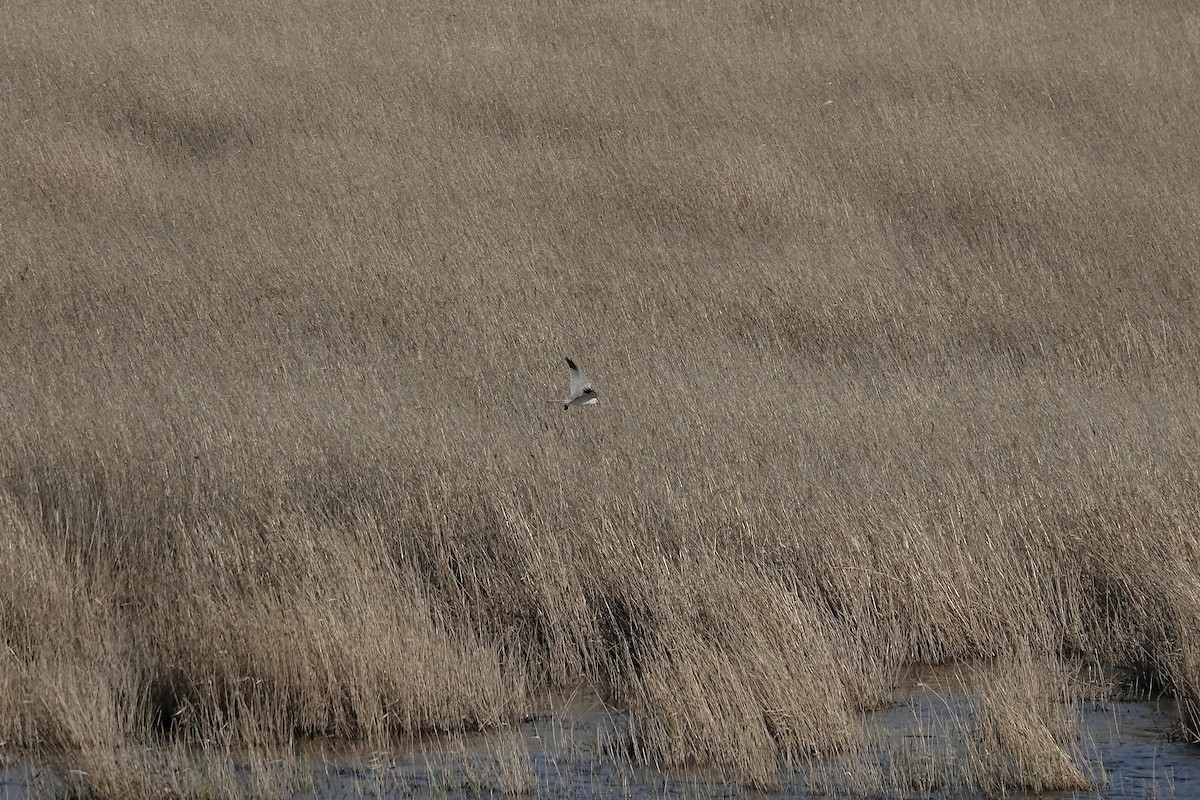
[563,357,599,410]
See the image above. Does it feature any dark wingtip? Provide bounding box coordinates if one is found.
[565,357,578,370]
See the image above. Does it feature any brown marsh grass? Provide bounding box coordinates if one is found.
[2,0,1200,794]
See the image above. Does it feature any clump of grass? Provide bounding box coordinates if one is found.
[478,731,538,796]
[617,562,863,789]
[966,654,1093,793]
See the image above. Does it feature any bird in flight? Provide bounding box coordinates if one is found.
[562,357,599,410]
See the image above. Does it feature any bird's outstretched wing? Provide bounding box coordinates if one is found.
[566,357,592,400]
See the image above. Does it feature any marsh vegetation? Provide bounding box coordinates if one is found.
[2,0,1199,796]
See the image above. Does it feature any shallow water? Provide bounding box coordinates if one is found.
[856,672,1200,800]
[299,679,1200,799]
[1079,701,1200,799]
[4,681,1198,798]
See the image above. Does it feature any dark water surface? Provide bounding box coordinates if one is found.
[3,681,1198,798]
[300,680,1200,799]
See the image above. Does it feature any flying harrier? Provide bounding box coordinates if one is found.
[562,358,599,410]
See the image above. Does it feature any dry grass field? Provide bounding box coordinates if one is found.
[2,0,1199,795]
